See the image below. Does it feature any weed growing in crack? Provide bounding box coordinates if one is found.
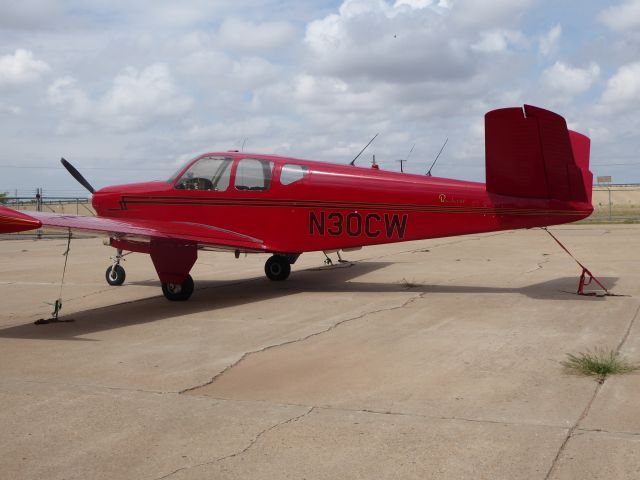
[399,278,420,289]
[561,348,639,382]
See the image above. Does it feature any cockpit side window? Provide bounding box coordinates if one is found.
[280,164,308,185]
[235,158,274,191]
[175,156,232,191]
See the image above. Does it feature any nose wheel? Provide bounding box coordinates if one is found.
[265,255,291,281]
[105,249,127,286]
[105,265,126,286]
[162,274,194,301]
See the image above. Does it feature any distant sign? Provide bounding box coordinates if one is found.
[597,176,612,184]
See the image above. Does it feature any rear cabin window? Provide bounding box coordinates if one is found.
[175,156,232,191]
[280,164,308,185]
[235,158,274,191]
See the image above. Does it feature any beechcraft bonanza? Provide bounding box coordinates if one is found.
[0,105,593,301]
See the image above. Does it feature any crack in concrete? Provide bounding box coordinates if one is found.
[154,406,314,480]
[217,406,315,462]
[179,292,425,395]
[615,304,640,353]
[12,377,172,395]
[525,256,551,274]
[353,407,565,430]
[576,427,640,438]
[201,395,576,432]
[543,302,640,480]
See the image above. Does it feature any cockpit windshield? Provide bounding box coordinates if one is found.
[167,160,193,184]
[173,156,233,191]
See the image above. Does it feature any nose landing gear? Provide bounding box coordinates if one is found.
[105,249,127,286]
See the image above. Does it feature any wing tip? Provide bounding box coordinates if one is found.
[0,206,42,233]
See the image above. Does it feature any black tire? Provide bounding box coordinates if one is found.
[105,265,126,286]
[161,274,194,301]
[264,255,291,281]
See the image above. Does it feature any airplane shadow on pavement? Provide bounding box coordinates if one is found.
[0,260,619,341]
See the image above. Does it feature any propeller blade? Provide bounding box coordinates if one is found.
[61,158,95,194]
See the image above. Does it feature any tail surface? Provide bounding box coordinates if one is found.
[485,105,592,204]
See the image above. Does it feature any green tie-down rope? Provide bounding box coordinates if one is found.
[35,229,75,325]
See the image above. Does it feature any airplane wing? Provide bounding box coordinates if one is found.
[0,206,267,252]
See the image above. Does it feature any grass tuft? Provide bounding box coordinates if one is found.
[561,348,639,381]
[399,278,420,289]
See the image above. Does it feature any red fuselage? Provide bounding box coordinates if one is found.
[92,152,593,255]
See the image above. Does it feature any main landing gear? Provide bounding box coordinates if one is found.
[264,255,291,281]
[161,274,194,301]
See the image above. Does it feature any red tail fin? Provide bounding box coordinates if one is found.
[485,105,592,203]
[568,130,593,204]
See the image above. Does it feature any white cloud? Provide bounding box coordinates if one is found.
[48,64,193,131]
[0,0,63,30]
[100,64,192,119]
[541,61,600,96]
[451,0,534,29]
[394,0,433,8]
[218,18,297,52]
[188,117,273,142]
[48,76,90,116]
[599,0,640,31]
[304,0,474,83]
[0,49,50,87]
[0,104,23,115]
[538,24,561,56]
[471,29,527,53]
[599,62,640,113]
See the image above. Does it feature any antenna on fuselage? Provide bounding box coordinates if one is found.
[349,133,379,166]
[396,144,415,173]
[426,137,448,177]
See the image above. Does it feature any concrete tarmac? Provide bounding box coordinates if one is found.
[0,225,639,479]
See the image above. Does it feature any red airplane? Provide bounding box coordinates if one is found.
[0,105,593,301]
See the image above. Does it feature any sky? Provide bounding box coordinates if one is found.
[1,0,639,197]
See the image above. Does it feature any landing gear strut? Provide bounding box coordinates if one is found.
[105,249,127,286]
[162,274,194,301]
[265,255,291,281]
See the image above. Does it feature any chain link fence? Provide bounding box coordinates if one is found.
[588,185,640,222]
[0,196,93,239]
[3,196,94,215]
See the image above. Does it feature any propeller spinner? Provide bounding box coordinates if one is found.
[61,157,95,194]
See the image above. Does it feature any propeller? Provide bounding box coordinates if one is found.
[61,157,95,194]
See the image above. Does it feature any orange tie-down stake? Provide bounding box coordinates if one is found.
[542,228,612,297]
[577,266,610,296]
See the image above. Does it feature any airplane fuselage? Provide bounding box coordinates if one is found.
[92,152,593,255]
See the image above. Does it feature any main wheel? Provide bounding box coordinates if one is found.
[265,255,291,281]
[105,265,126,286]
[161,274,194,301]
